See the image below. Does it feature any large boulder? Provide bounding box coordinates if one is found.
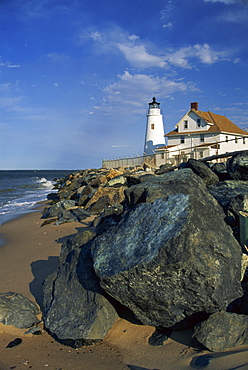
[192,311,248,351]
[92,170,243,328]
[185,159,219,186]
[43,229,118,346]
[124,168,222,208]
[0,292,39,329]
[227,151,248,180]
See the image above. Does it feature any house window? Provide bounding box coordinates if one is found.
[199,151,204,158]
[181,136,185,144]
[235,137,238,143]
[151,123,155,130]
[243,138,246,144]
[184,120,188,129]
[226,136,228,142]
[161,153,164,159]
[197,119,201,127]
[200,134,204,143]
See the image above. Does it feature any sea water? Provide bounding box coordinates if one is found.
[0,170,74,225]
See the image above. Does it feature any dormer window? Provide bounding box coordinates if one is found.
[197,119,201,128]
[184,120,188,129]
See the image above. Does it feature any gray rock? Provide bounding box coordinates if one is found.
[227,150,248,180]
[193,311,248,351]
[43,229,118,344]
[93,203,124,235]
[125,168,222,209]
[0,292,39,329]
[185,159,219,186]
[208,180,248,211]
[211,162,230,181]
[55,208,90,225]
[78,185,94,207]
[42,200,77,219]
[92,179,242,328]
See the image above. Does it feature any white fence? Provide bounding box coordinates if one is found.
[102,154,156,169]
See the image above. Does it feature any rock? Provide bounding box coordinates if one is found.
[92,175,242,328]
[229,194,248,219]
[185,159,219,186]
[192,311,248,351]
[211,162,231,181]
[0,292,39,329]
[46,192,59,201]
[43,229,118,345]
[6,338,22,348]
[208,180,248,213]
[78,185,94,207]
[148,330,169,346]
[85,187,126,214]
[55,208,90,225]
[155,164,174,175]
[193,355,213,367]
[85,169,124,188]
[42,200,77,219]
[241,254,248,281]
[125,168,223,209]
[93,203,124,235]
[105,175,127,187]
[227,150,248,180]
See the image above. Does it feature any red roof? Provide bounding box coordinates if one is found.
[165,110,248,137]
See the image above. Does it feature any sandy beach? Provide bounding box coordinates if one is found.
[1,205,248,370]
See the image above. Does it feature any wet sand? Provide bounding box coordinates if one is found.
[1,204,248,370]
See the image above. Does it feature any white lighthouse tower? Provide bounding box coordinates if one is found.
[144,97,165,155]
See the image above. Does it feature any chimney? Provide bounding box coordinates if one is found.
[191,102,198,110]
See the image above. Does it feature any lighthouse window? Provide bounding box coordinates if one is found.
[184,120,188,129]
[151,124,155,130]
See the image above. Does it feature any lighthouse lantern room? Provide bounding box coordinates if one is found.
[144,97,165,155]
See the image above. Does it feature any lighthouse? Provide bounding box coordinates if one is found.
[144,97,165,155]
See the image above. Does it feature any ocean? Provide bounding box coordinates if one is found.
[0,170,74,226]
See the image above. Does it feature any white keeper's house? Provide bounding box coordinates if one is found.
[156,102,248,165]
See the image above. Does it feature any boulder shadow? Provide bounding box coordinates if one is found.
[29,256,59,312]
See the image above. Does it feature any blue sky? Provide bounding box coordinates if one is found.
[0,0,247,169]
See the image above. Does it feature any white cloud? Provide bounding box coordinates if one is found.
[7,64,21,68]
[204,0,236,3]
[167,43,228,67]
[86,28,229,70]
[90,31,103,42]
[94,70,198,115]
[117,44,168,69]
[162,22,173,29]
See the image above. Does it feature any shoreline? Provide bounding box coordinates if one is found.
[1,204,248,369]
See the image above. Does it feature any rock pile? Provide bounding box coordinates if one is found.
[40,150,248,351]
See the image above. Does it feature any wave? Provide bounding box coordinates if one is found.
[0,175,56,224]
